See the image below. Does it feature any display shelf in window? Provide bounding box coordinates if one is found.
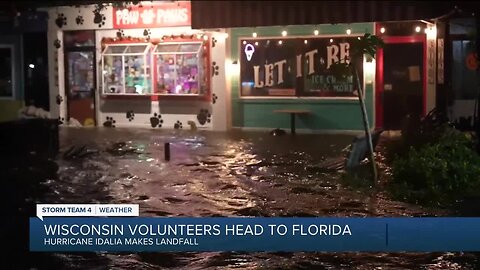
[153,42,207,97]
[101,43,152,96]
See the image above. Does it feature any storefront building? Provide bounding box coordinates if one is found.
[45,1,228,130]
[225,23,437,133]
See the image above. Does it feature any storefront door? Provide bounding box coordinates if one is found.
[376,36,426,130]
[64,31,96,127]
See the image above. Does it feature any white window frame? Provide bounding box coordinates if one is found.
[152,41,204,96]
[101,43,152,96]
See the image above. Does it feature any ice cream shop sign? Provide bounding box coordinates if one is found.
[240,37,363,97]
[113,1,191,28]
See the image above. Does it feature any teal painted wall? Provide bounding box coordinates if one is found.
[230,23,375,131]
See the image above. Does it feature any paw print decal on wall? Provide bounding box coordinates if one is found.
[197,109,211,125]
[55,13,67,28]
[54,39,61,49]
[212,61,219,77]
[174,120,183,129]
[212,37,217,48]
[103,116,116,128]
[56,95,63,105]
[126,110,135,122]
[116,29,125,39]
[150,113,164,128]
[93,11,106,28]
[75,15,84,25]
[143,29,152,40]
[57,117,65,125]
[212,93,218,104]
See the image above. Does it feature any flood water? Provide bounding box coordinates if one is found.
[36,128,480,269]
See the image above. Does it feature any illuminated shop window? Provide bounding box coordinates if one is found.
[153,42,205,96]
[101,43,152,95]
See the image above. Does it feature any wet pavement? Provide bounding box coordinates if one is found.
[36,127,480,269]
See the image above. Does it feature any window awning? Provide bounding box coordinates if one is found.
[154,43,202,54]
[102,44,150,55]
[191,1,462,29]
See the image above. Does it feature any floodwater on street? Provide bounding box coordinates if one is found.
[37,127,480,270]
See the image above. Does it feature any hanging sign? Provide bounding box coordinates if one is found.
[113,1,191,29]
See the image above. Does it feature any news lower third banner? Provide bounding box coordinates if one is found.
[30,204,480,252]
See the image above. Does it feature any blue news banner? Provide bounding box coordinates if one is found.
[30,217,480,252]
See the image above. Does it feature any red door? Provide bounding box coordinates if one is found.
[376,36,426,130]
[65,50,96,126]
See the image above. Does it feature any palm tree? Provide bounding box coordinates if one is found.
[330,33,385,182]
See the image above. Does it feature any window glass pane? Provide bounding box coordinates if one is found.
[179,43,201,53]
[176,54,199,94]
[452,40,479,99]
[0,47,13,97]
[155,54,176,94]
[104,45,127,54]
[67,51,94,92]
[155,44,180,53]
[64,31,95,47]
[103,55,124,93]
[450,18,476,35]
[124,55,150,94]
[125,45,148,54]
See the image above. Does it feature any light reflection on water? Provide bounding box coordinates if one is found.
[40,128,479,270]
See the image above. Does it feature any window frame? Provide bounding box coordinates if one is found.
[152,41,205,97]
[101,42,152,96]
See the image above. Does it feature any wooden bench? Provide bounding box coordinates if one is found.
[273,109,311,134]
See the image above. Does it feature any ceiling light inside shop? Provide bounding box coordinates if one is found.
[380,27,385,34]
[252,32,257,38]
[281,30,287,37]
[314,30,319,35]
[415,26,421,33]
[278,40,283,45]
[346,28,351,35]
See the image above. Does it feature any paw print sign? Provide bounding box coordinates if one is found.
[75,15,84,25]
[93,11,106,28]
[143,29,152,40]
[103,116,116,128]
[197,109,211,125]
[174,120,183,129]
[126,110,135,122]
[212,61,219,77]
[150,113,163,128]
[54,39,62,49]
[116,29,125,39]
[55,13,67,28]
[56,95,63,105]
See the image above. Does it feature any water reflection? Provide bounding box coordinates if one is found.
[38,128,479,269]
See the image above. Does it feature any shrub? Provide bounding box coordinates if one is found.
[390,127,480,206]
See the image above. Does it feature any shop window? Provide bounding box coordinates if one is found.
[451,40,478,99]
[101,43,152,95]
[239,37,363,98]
[153,42,205,96]
[0,45,14,99]
[449,18,478,100]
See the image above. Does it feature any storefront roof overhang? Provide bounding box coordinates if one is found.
[190,0,479,29]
